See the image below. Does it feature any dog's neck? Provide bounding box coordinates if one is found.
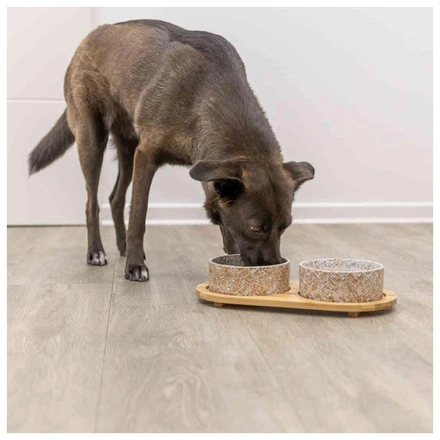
[193,74,282,163]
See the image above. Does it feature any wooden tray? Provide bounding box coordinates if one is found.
[196,280,397,317]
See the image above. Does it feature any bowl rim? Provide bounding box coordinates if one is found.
[299,258,384,274]
[209,254,290,269]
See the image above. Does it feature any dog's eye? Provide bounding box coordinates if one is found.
[250,226,263,234]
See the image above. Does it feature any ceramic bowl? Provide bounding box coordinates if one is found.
[299,258,384,303]
[208,254,290,296]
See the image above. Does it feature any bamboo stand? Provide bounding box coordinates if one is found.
[196,280,397,317]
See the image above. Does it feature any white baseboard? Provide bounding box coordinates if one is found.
[100,201,433,225]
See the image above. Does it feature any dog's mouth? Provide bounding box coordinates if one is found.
[240,255,284,267]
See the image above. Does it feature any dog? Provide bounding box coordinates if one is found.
[28,19,315,282]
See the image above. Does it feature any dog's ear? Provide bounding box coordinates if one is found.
[283,161,315,191]
[190,160,244,200]
[190,159,242,182]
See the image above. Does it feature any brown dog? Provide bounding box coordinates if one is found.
[29,19,315,282]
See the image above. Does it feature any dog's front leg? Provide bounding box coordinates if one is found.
[125,144,159,282]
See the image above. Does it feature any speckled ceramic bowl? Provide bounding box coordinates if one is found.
[209,255,290,296]
[299,258,384,303]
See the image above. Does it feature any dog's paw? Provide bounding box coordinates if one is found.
[87,250,107,266]
[125,263,149,282]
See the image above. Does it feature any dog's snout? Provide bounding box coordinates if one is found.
[271,256,283,265]
[238,236,282,267]
[241,253,282,267]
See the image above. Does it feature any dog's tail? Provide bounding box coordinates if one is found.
[28,110,75,175]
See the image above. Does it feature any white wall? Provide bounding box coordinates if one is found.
[8,7,433,225]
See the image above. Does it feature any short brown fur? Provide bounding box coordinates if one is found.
[29,20,314,281]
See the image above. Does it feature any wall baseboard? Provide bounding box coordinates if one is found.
[100,202,433,225]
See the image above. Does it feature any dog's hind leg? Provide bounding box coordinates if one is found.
[73,112,109,266]
[109,168,120,206]
[109,133,137,256]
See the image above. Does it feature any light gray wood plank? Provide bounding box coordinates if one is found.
[279,224,432,360]
[7,224,432,433]
[8,227,117,285]
[95,303,304,432]
[7,226,64,277]
[7,227,38,276]
[236,306,432,432]
[112,225,223,306]
[8,283,113,433]
[238,223,432,432]
[298,224,433,361]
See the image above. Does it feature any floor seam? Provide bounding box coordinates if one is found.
[93,257,117,433]
[234,307,305,431]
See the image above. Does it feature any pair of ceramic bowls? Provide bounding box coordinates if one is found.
[209,255,384,303]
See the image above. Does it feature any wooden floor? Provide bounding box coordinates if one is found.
[7,224,432,433]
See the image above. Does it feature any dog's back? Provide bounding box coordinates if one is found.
[32,20,277,175]
[28,20,313,280]
[65,20,247,128]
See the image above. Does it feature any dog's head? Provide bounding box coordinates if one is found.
[190,157,314,266]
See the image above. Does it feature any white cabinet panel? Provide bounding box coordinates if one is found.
[8,7,92,100]
[97,8,433,204]
[8,101,87,225]
[7,8,432,224]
